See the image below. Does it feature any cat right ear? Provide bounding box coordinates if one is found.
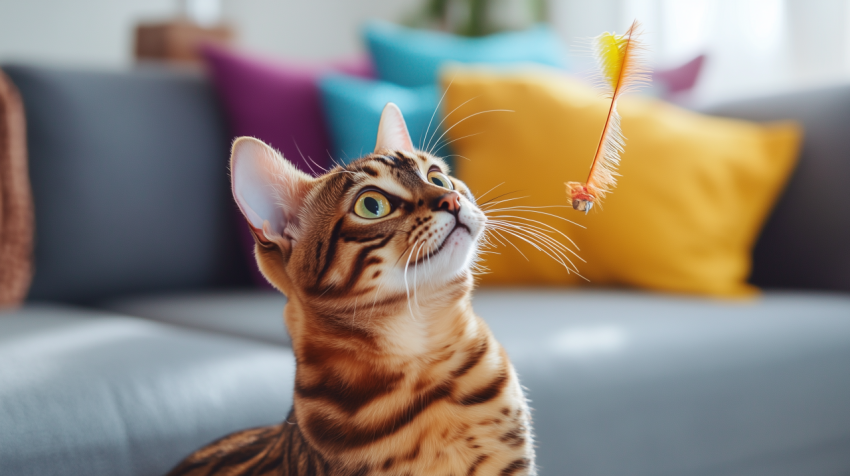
[230,137,313,249]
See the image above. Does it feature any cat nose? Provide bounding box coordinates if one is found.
[435,191,461,213]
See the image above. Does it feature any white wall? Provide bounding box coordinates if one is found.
[0,0,177,66]
[2,0,850,102]
[0,0,419,67]
[222,0,420,60]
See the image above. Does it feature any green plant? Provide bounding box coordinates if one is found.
[406,0,548,37]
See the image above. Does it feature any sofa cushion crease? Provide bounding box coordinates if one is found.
[101,290,291,347]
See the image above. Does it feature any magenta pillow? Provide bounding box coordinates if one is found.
[201,44,373,287]
[201,43,374,173]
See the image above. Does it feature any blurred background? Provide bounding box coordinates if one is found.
[2,2,850,476]
[2,0,850,104]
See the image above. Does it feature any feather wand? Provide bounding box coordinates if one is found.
[567,20,650,213]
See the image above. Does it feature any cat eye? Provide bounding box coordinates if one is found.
[354,191,392,219]
[427,170,454,190]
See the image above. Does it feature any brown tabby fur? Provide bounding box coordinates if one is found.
[167,146,535,476]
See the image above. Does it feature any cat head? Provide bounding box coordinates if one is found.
[231,103,486,314]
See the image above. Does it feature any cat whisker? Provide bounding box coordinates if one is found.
[488,228,530,262]
[486,220,579,265]
[326,151,355,173]
[292,140,320,177]
[487,221,585,276]
[394,238,417,266]
[311,154,331,173]
[487,218,582,261]
[480,196,531,210]
[485,205,570,214]
[424,95,479,153]
[413,241,426,311]
[478,190,524,208]
[487,224,583,277]
[420,77,454,150]
[403,240,422,319]
[486,214,582,250]
[484,206,585,230]
[474,182,505,203]
[441,153,471,162]
[429,132,482,156]
[428,109,513,156]
[479,227,504,249]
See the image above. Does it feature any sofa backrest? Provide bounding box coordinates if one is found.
[706,85,850,293]
[3,64,249,304]
[6,63,849,300]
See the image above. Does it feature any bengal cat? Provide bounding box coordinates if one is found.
[167,104,536,476]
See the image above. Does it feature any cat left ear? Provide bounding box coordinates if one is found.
[374,102,414,153]
[230,137,314,249]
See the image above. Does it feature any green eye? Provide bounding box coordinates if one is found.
[427,170,454,190]
[354,191,392,219]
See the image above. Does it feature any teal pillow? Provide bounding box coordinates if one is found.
[364,21,567,88]
[319,74,446,163]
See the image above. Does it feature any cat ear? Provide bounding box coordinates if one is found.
[374,102,414,153]
[230,137,313,248]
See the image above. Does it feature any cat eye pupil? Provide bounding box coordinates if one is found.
[354,191,391,219]
[427,171,454,190]
[364,196,380,215]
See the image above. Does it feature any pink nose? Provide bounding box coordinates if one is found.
[437,191,461,213]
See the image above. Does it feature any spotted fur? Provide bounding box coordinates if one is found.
[168,133,536,475]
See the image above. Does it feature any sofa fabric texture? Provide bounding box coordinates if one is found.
[3,64,249,304]
[0,68,33,306]
[0,304,294,476]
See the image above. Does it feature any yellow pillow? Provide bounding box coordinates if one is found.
[441,66,802,297]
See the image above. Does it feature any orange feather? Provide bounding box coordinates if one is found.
[567,20,650,214]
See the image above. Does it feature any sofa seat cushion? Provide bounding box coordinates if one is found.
[0,304,294,476]
[101,290,290,347]
[94,288,850,475]
[475,289,850,476]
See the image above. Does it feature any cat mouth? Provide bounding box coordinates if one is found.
[414,222,471,265]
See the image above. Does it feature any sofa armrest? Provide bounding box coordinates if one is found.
[704,85,850,293]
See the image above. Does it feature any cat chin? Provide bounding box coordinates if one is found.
[422,227,480,283]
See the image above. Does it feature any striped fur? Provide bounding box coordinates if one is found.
[168,148,536,476]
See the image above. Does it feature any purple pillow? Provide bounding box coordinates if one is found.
[201,43,374,173]
[200,44,374,287]
[653,54,706,98]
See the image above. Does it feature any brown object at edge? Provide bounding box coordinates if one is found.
[0,69,34,308]
[135,20,234,66]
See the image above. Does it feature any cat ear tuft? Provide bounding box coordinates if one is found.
[230,137,313,247]
[374,102,414,153]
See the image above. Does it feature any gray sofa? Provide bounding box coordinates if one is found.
[1,64,849,476]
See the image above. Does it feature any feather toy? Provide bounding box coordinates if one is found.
[567,20,650,213]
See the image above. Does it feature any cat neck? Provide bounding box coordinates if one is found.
[287,271,477,359]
